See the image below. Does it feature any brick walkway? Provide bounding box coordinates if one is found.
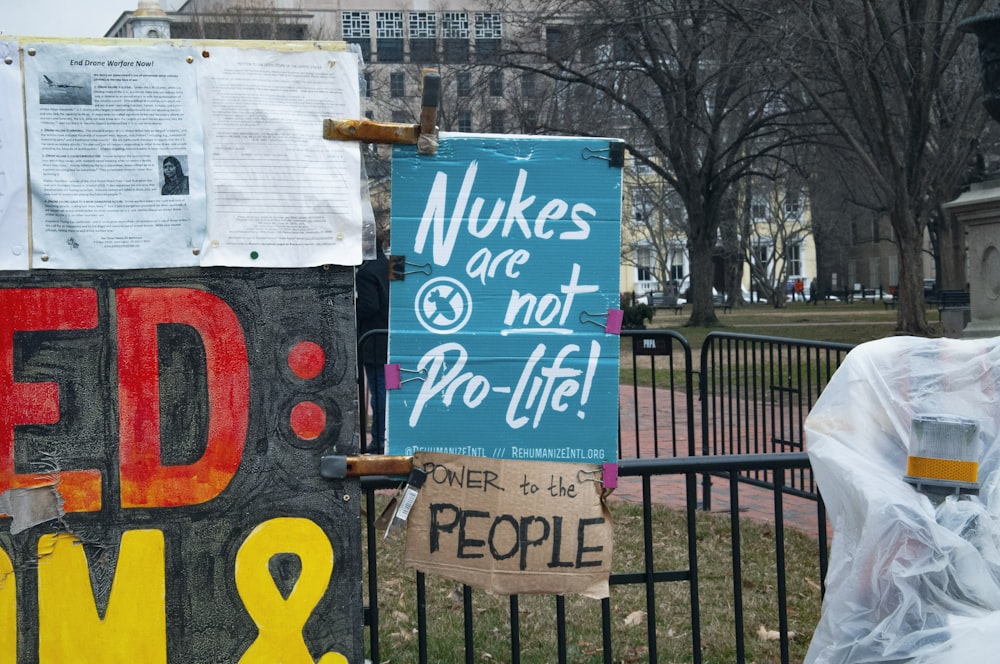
[611,385,829,540]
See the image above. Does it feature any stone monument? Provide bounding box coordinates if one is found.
[941,13,1000,338]
[942,182,1000,338]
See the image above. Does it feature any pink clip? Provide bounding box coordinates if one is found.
[384,364,402,390]
[602,463,618,489]
[605,309,624,335]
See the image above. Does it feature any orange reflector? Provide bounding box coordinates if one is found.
[906,456,979,484]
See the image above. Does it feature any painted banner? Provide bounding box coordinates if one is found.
[387,134,622,462]
[0,269,361,662]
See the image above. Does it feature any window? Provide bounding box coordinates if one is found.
[456,71,471,97]
[442,11,469,63]
[490,111,505,133]
[632,189,652,224]
[390,71,405,98]
[787,243,802,277]
[342,11,371,61]
[409,11,437,63]
[546,26,569,60]
[458,110,473,132]
[670,263,684,283]
[754,244,770,267]
[391,110,409,123]
[521,72,536,98]
[365,110,374,120]
[750,195,767,220]
[489,70,503,97]
[363,72,372,97]
[871,216,880,243]
[474,12,502,62]
[631,154,653,175]
[636,245,653,282]
[522,110,537,133]
[612,32,638,63]
[783,196,802,219]
[376,11,404,63]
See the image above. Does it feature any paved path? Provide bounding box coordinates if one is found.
[611,384,829,540]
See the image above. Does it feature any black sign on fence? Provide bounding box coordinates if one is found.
[632,334,669,356]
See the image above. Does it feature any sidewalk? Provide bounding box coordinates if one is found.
[612,384,829,540]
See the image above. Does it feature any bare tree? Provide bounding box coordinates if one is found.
[775,0,989,334]
[496,0,808,326]
[621,164,688,297]
[739,173,812,307]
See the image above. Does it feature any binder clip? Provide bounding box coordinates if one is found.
[578,464,618,498]
[389,255,432,281]
[581,142,625,167]
[580,309,624,334]
[385,364,426,390]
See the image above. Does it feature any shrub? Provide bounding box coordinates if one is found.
[621,303,654,329]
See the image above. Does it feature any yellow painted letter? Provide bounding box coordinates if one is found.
[0,546,14,660]
[38,530,166,663]
[237,517,346,664]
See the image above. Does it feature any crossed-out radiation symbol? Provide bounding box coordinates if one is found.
[414,277,473,334]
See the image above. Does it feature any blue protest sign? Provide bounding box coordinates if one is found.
[387,134,622,462]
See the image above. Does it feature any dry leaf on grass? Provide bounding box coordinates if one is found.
[624,610,646,626]
[757,625,797,641]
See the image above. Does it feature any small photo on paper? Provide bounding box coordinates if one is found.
[159,155,190,196]
[38,72,92,105]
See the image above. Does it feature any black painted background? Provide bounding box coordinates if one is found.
[0,266,362,663]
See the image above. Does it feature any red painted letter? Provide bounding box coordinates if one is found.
[117,288,249,508]
[0,288,102,512]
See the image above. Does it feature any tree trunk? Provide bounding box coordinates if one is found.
[686,236,719,327]
[895,222,930,335]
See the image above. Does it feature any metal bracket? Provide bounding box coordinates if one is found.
[320,454,414,479]
[324,70,441,155]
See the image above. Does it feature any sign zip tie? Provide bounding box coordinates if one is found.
[384,466,427,541]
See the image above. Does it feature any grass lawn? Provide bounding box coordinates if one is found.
[621,301,943,388]
[366,495,824,664]
[643,300,942,350]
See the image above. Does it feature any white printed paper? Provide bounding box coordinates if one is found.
[0,41,30,271]
[197,47,362,267]
[23,42,205,269]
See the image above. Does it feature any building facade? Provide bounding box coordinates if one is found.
[110,1,901,306]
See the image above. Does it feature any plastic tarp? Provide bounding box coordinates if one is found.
[806,336,1000,663]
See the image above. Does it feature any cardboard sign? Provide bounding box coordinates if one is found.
[404,452,612,599]
[387,134,623,462]
[0,269,361,662]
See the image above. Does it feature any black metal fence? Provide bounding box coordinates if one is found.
[699,332,853,505]
[361,453,824,664]
[356,329,849,663]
